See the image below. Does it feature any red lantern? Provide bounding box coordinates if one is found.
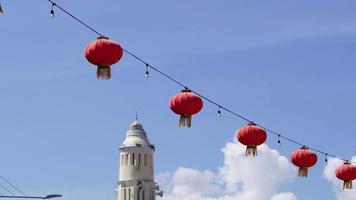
[85,36,123,80]
[236,122,267,156]
[290,146,318,177]
[335,162,356,189]
[169,89,203,127]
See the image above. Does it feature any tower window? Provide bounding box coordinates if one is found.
[123,188,126,200]
[147,155,150,168]
[144,154,147,166]
[137,189,140,200]
[128,188,131,200]
[150,155,153,167]
[138,154,141,167]
[132,153,135,166]
[121,154,124,166]
[125,154,129,165]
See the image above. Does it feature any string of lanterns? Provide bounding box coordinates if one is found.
[46,0,356,190]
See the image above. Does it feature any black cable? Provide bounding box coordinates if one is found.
[0,176,26,196]
[46,0,355,164]
[47,0,103,37]
[0,183,15,196]
[123,49,188,89]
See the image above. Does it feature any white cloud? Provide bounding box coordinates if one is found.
[157,142,297,200]
[271,192,297,200]
[323,157,356,200]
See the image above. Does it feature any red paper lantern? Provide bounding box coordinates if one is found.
[290,146,318,177]
[169,89,203,127]
[236,122,267,156]
[85,36,123,80]
[335,162,356,189]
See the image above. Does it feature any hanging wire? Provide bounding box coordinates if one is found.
[47,0,103,37]
[49,1,56,18]
[0,176,26,196]
[0,183,15,196]
[50,1,55,18]
[45,0,356,165]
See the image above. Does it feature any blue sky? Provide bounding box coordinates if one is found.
[0,0,356,200]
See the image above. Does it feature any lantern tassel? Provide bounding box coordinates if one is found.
[179,114,192,127]
[97,65,111,80]
[343,181,352,190]
[298,167,308,177]
[246,145,257,156]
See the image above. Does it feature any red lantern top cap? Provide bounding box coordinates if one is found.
[97,36,109,40]
[181,88,192,93]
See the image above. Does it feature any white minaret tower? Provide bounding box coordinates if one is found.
[116,120,163,200]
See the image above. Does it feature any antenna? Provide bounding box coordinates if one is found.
[135,112,138,120]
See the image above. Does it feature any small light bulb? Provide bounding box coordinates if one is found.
[145,64,149,78]
[277,135,281,147]
[324,154,328,164]
[50,3,55,18]
[217,107,222,117]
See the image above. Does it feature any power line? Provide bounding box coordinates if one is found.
[47,0,355,164]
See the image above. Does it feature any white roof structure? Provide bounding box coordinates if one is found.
[121,120,151,148]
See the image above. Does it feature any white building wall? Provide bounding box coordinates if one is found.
[116,120,158,200]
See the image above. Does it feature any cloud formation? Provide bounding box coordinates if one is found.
[323,157,356,200]
[157,142,297,200]
[271,193,297,200]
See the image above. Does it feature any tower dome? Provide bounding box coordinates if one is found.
[121,120,151,148]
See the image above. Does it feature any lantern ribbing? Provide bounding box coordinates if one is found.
[46,0,355,165]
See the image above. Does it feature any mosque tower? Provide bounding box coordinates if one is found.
[116,120,163,200]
